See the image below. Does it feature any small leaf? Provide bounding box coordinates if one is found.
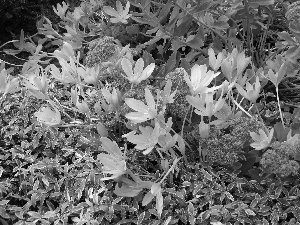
[201,169,213,181]
[274,122,290,142]
[156,190,164,218]
[114,182,142,197]
[142,51,155,66]
[165,51,178,75]
[278,32,296,45]
[173,16,192,37]
[188,202,195,225]
[137,212,145,225]
[187,27,205,49]
[193,0,214,12]
[158,0,172,22]
[126,25,140,34]
[248,0,274,6]
[97,122,108,137]
[142,191,155,206]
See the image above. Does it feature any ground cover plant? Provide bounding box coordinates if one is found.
[1,0,300,224]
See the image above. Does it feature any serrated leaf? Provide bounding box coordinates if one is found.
[191,0,215,13]
[158,0,172,22]
[173,16,192,37]
[187,27,205,49]
[142,51,155,67]
[165,51,178,75]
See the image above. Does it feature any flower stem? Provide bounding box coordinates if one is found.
[276,86,285,130]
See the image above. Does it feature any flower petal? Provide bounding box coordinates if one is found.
[121,58,134,80]
[138,63,155,83]
[103,6,120,17]
[134,58,144,80]
[125,98,148,113]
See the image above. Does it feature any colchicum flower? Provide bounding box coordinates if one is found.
[164,68,190,118]
[250,128,274,150]
[34,101,61,126]
[78,65,100,85]
[208,48,224,72]
[186,92,225,118]
[125,87,157,123]
[121,58,155,85]
[235,76,261,102]
[98,137,127,181]
[0,68,19,95]
[184,64,221,95]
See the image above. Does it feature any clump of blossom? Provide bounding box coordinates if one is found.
[84,36,139,69]
[164,68,190,118]
[193,117,264,165]
[260,140,300,177]
[84,36,117,68]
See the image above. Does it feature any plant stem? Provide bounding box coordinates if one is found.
[180,104,191,137]
[254,103,268,133]
[159,157,181,184]
[276,86,286,129]
[244,0,252,57]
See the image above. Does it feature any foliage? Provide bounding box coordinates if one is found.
[1,0,300,224]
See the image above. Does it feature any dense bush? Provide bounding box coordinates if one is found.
[1,0,300,224]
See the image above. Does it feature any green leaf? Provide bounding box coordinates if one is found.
[188,202,195,225]
[131,16,153,25]
[248,0,274,6]
[158,0,173,23]
[274,122,290,142]
[142,51,155,67]
[142,191,155,206]
[201,168,213,181]
[156,191,163,218]
[286,46,300,59]
[114,182,142,197]
[96,122,108,137]
[187,27,205,49]
[211,21,230,30]
[27,211,42,219]
[166,6,180,33]
[289,19,300,34]
[173,15,192,37]
[278,32,296,45]
[191,0,215,13]
[43,211,56,219]
[126,25,140,34]
[165,51,178,75]
[137,212,145,225]
[171,37,187,51]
